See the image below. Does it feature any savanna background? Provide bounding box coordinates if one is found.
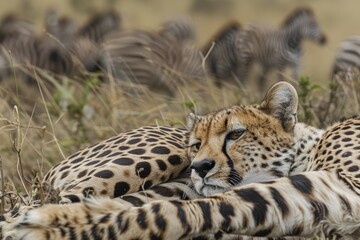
[0,0,359,212]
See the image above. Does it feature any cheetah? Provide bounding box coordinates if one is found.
[42,125,192,204]
[3,81,360,239]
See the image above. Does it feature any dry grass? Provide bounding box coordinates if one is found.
[1,61,358,216]
[0,0,359,228]
[0,69,258,216]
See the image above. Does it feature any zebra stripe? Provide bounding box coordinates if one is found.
[0,14,35,42]
[44,10,109,74]
[0,34,103,82]
[69,37,104,74]
[331,35,360,77]
[102,28,205,95]
[202,20,242,86]
[236,7,326,87]
[44,9,78,45]
[205,7,326,89]
[158,17,196,44]
[0,34,75,80]
[77,10,121,44]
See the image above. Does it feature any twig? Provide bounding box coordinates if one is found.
[38,125,46,179]
[0,118,52,132]
[200,41,215,71]
[7,49,20,107]
[14,140,30,194]
[12,106,31,194]
[36,124,47,205]
[33,67,65,159]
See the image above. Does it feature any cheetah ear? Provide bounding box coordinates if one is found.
[259,82,298,132]
[186,113,200,131]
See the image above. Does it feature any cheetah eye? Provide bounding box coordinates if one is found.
[226,129,245,141]
[191,142,201,152]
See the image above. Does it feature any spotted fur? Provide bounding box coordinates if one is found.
[42,126,189,204]
[3,82,360,239]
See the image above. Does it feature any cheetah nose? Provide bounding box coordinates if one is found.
[190,159,215,178]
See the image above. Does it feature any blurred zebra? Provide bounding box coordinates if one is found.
[235,7,326,88]
[102,28,205,95]
[0,14,36,42]
[202,20,241,86]
[0,34,74,81]
[77,10,121,44]
[331,35,360,78]
[44,9,79,45]
[158,17,196,44]
[70,37,104,73]
[0,12,109,82]
[0,34,104,82]
[43,10,108,74]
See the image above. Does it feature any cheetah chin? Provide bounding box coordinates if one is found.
[195,171,279,197]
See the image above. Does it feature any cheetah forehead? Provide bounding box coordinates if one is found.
[191,105,282,136]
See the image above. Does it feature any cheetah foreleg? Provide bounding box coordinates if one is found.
[9,171,360,240]
[114,171,360,239]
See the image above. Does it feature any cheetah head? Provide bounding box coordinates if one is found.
[187,82,299,196]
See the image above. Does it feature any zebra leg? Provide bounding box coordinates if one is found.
[10,171,360,239]
[291,64,300,81]
[235,57,252,85]
[277,64,298,82]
